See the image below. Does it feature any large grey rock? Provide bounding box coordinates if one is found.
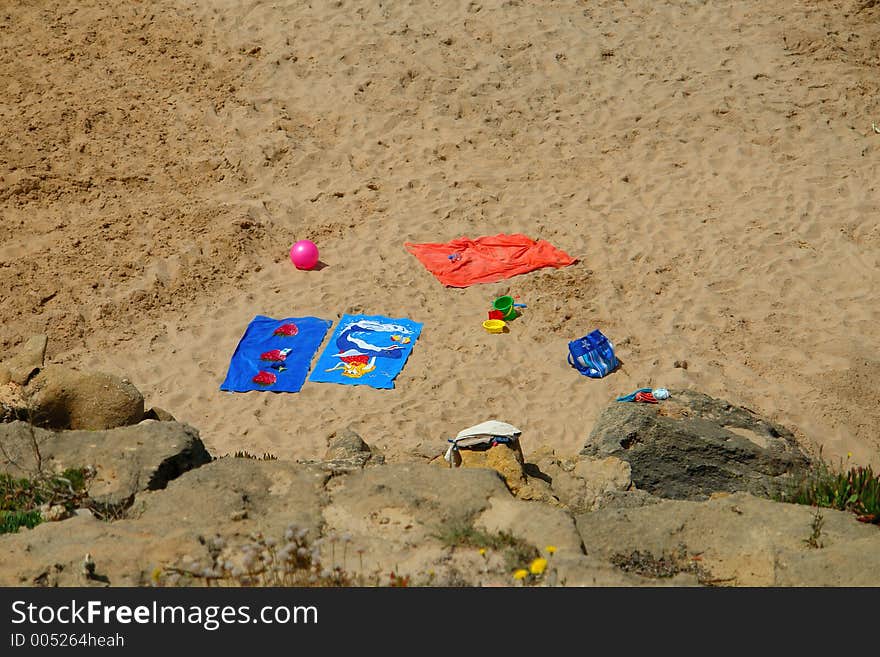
[25,366,145,430]
[581,389,810,500]
[575,492,880,586]
[0,420,212,508]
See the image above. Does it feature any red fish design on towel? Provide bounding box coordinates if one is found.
[273,323,299,337]
[633,391,658,404]
[260,348,292,362]
[252,371,277,386]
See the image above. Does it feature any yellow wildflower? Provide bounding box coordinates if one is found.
[513,569,529,580]
[545,545,557,555]
[529,557,548,575]
[847,452,853,459]
[479,548,487,557]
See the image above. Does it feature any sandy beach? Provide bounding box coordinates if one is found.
[2,0,879,468]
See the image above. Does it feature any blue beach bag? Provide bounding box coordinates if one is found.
[568,329,619,378]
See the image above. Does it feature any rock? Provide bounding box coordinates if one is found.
[0,365,11,386]
[26,365,145,430]
[321,463,511,582]
[524,452,633,513]
[143,407,176,422]
[591,489,661,511]
[436,441,559,504]
[2,335,47,385]
[0,420,212,508]
[0,458,329,587]
[324,463,509,539]
[575,492,880,586]
[312,426,385,471]
[299,427,384,473]
[556,554,702,586]
[135,458,328,540]
[581,389,810,500]
[574,456,632,491]
[2,434,875,588]
[456,442,528,492]
[0,382,26,422]
[325,426,371,459]
[474,496,585,556]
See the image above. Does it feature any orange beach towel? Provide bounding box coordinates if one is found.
[404,233,577,287]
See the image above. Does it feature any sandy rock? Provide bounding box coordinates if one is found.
[527,451,634,512]
[321,463,510,582]
[0,382,26,422]
[574,456,632,491]
[26,365,145,430]
[582,389,810,500]
[2,334,47,385]
[548,553,701,587]
[434,442,560,504]
[0,458,329,586]
[0,420,212,508]
[135,458,329,538]
[576,492,880,586]
[591,488,662,511]
[308,426,385,472]
[456,442,528,492]
[559,456,634,512]
[474,496,584,557]
[143,407,176,422]
[325,426,371,459]
[3,443,878,588]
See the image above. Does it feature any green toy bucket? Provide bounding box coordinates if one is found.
[492,295,517,320]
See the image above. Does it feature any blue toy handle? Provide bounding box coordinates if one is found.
[513,303,527,308]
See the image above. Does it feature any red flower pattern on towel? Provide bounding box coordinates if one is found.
[273,323,299,337]
[252,371,277,386]
[260,348,290,362]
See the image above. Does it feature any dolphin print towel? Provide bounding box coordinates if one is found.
[308,314,422,389]
[220,315,333,393]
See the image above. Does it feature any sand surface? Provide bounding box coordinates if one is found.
[2,0,879,467]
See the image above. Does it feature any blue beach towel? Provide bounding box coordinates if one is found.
[220,315,333,393]
[308,314,423,389]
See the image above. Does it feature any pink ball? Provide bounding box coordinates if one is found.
[290,240,319,270]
